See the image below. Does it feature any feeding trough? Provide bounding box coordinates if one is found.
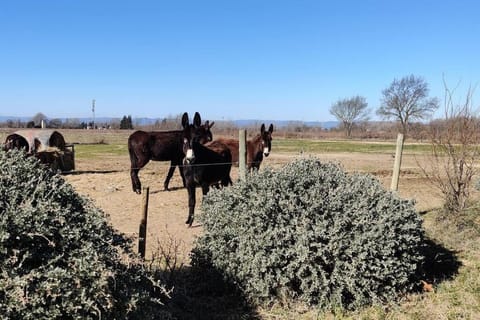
[3,129,75,172]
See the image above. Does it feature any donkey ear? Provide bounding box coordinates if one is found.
[268,124,274,133]
[193,112,201,127]
[181,112,189,129]
[261,123,265,134]
[208,121,215,128]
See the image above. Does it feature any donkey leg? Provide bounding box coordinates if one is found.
[178,165,187,188]
[186,184,196,226]
[130,168,142,194]
[201,184,210,196]
[129,146,147,194]
[163,163,177,191]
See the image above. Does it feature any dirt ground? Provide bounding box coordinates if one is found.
[64,151,443,261]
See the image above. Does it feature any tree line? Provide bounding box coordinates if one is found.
[330,74,440,138]
[0,114,136,130]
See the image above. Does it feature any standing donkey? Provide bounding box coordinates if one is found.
[206,123,274,171]
[128,112,214,194]
[182,115,232,226]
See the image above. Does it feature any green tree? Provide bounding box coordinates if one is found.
[120,115,133,129]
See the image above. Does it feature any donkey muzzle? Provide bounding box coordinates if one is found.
[263,147,270,157]
[185,149,195,163]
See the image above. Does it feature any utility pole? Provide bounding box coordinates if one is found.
[92,99,96,129]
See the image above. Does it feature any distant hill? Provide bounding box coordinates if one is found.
[0,116,339,129]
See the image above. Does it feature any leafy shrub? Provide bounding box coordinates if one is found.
[0,149,172,319]
[192,158,425,309]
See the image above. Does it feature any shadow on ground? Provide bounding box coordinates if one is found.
[63,169,121,175]
[159,265,259,320]
[150,186,184,194]
[421,237,462,285]
[154,237,463,319]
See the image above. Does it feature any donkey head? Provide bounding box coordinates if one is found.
[260,123,274,157]
[181,112,215,163]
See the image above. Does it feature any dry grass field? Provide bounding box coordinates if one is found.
[1,128,479,319]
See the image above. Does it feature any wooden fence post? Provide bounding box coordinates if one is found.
[138,186,149,258]
[391,133,404,191]
[239,129,247,181]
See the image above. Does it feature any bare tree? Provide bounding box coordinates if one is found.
[48,118,63,128]
[64,118,81,129]
[329,95,370,138]
[420,84,480,215]
[377,75,439,136]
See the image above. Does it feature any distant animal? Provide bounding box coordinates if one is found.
[182,115,233,226]
[128,112,214,194]
[206,123,273,170]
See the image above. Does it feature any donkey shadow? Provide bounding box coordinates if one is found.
[63,169,121,175]
[150,186,184,195]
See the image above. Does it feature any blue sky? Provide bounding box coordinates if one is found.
[1,0,479,122]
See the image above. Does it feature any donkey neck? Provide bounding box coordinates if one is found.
[248,134,262,146]
[188,140,212,164]
[247,134,264,161]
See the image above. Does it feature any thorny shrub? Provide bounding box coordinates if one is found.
[0,149,172,320]
[192,158,425,310]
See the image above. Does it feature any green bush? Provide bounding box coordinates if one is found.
[192,158,425,310]
[0,149,172,319]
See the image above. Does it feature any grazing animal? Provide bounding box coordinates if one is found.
[182,116,233,226]
[206,123,274,170]
[128,112,214,194]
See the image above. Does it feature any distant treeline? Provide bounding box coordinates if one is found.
[0,115,441,142]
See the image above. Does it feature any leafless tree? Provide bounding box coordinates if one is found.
[48,118,63,128]
[377,75,439,136]
[329,95,370,138]
[420,84,480,215]
[64,118,81,129]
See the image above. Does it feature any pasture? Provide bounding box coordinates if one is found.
[1,128,478,319]
[64,130,442,250]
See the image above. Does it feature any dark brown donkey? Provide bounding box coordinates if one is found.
[128,112,214,194]
[182,119,232,227]
[206,123,273,170]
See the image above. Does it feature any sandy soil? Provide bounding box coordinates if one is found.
[64,151,443,261]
